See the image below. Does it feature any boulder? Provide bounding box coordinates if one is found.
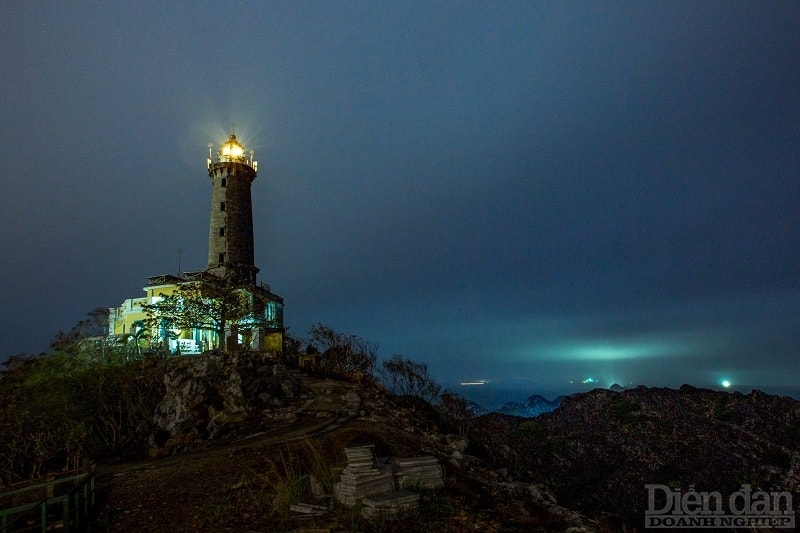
[445,434,469,452]
[149,353,301,453]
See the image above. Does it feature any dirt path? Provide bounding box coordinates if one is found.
[92,377,363,532]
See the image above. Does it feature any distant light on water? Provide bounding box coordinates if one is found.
[460,380,487,386]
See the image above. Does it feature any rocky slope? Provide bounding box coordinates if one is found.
[472,384,800,525]
[7,351,798,531]
[94,360,596,532]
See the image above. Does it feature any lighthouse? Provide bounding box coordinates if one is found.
[107,129,284,355]
[207,133,260,284]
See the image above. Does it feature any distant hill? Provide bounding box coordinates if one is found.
[496,394,565,417]
[489,384,636,417]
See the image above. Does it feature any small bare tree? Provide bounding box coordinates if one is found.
[308,323,377,378]
[438,390,477,437]
[379,354,441,410]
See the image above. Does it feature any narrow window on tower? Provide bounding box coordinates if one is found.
[219,227,225,237]
[218,253,225,265]
[221,178,227,187]
[220,202,226,211]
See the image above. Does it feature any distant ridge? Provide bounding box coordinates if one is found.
[496,394,565,418]
[492,383,637,417]
[460,382,800,416]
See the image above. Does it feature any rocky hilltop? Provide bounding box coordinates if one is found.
[91,356,598,532]
[111,361,800,530]
[473,384,800,525]
[4,351,799,531]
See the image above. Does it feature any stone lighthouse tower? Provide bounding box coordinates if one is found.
[108,129,284,355]
[207,133,259,284]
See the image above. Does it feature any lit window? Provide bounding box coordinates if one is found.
[219,227,225,236]
[220,202,226,211]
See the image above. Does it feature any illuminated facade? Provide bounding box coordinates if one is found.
[108,133,284,355]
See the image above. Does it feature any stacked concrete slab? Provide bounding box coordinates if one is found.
[334,446,394,506]
[334,445,445,519]
[288,502,328,517]
[391,456,444,489]
[361,489,420,519]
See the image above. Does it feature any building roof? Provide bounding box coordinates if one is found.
[145,274,185,286]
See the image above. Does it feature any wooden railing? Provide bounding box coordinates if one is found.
[0,465,95,533]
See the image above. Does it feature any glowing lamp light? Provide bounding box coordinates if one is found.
[222,143,243,158]
[721,380,731,388]
[219,134,245,162]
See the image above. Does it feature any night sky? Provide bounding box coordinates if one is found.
[2,2,798,402]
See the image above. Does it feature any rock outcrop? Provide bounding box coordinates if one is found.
[149,352,301,453]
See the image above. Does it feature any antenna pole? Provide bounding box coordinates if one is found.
[177,248,182,276]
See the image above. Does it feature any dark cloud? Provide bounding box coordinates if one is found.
[2,2,798,398]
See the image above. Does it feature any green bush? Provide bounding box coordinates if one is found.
[0,351,166,487]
